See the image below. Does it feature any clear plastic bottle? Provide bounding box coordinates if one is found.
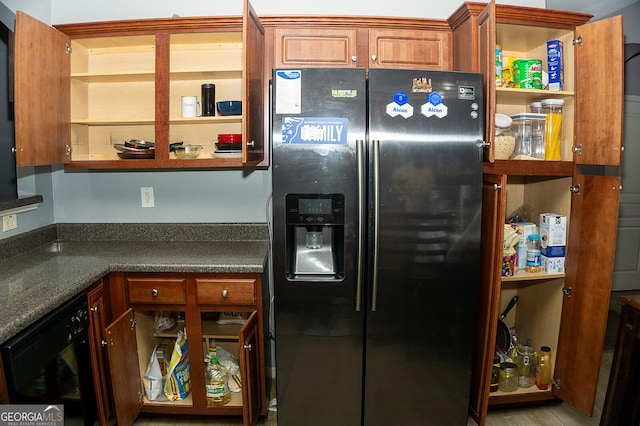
[536,346,552,390]
[206,357,230,406]
[525,234,542,273]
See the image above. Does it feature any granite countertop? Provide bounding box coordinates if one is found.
[0,223,270,345]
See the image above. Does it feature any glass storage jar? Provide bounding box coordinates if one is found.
[499,362,519,392]
[514,345,538,388]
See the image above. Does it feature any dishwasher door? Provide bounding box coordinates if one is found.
[1,292,98,425]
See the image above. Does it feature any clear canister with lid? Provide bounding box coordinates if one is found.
[510,113,545,160]
[541,98,564,161]
[529,101,542,113]
[525,233,542,273]
[494,113,515,160]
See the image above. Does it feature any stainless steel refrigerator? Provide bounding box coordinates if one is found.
[272,68,484,425]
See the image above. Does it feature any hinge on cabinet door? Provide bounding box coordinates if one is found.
[572,35,583,46]
[65,145,72,156]
[569,184,580,195]
[572,144,582,155]
[130,317,137,330]
[562,287,573,298]
[138,391,144,402]
[66,43,72,54]
[551,378,560,389]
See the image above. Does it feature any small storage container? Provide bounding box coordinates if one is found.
[510,113,545,160]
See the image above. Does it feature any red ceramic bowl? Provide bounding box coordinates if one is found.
[217,133,242,143]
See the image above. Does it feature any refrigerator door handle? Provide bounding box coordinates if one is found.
[371,139,380,312]
[356,139,365,312]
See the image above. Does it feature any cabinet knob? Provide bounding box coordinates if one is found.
[101,340,108,347]
[151,288,158,297]
[221,289,228,298]
[244,344,252,351]
[351,55,357,62]
[493,183,501,191]
[371,55,377,62]
[90,306,99,313]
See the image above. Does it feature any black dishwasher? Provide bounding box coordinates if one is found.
[1,292,98,425]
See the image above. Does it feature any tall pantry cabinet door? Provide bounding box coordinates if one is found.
[574,16,624,166]
[477,1,496,163]
[469,174,506,426]
[554,175,621,415]
[242,0,266,165]
[14,11,70,166]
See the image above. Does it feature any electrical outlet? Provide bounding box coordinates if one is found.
[141,187,155,208]
[2,214,17,232]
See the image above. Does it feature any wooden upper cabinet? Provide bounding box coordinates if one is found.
[367,29,451,70]
[243,0,266,165]
[574,16,624,166]
[272,21,451,70]
[15,11,70,167]
[14,3,266,170]
[273,28,358,68]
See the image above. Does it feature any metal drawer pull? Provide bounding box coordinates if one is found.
[151,288,158,297]
[221,289,228,298]
[244,344,252,350]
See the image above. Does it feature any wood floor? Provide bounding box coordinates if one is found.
[135,291,635,426]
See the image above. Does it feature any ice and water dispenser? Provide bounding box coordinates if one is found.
[284,194,344,280]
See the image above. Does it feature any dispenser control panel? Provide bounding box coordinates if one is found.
[286,194,345,225]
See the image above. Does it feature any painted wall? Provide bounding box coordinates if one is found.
[0,0,550,236]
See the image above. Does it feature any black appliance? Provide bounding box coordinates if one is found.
[272,68,484,425]
[1,292,98,425]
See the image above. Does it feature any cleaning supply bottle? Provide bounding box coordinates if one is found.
[206,357,230,405]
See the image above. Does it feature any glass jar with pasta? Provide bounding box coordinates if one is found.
[541,99,564,161]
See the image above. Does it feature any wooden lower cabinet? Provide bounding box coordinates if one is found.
[600,296,640,425]
[94,272,265,426]
[0,355,8,405]
[87,280,116,425]
[470,171,620,425]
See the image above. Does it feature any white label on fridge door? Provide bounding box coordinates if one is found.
[386,91,414,118]
[421,91,448,118]
[281,117,348,145]
[275,70,302,114]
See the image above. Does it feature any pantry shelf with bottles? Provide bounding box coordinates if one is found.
[448,2,623,425]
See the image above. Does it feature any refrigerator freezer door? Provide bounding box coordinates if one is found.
[272,68,367,426]
[363,69,484,425]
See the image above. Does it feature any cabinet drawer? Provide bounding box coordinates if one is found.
[196,278,256,305]
[127,277,186,304]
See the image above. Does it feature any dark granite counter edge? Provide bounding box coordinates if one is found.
[0,222,270,261]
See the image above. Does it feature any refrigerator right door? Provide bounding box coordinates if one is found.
[364,69,484,425]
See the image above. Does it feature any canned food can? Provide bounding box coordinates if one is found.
[513,59,542,89]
